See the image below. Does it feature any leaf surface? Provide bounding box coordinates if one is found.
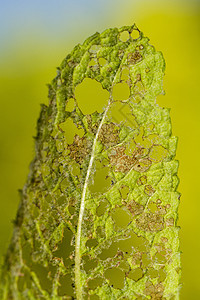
[0,25,181,300]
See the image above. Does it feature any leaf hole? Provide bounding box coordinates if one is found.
[83,256,98,273]
[65,98,75,112]
[53,228,74,260]
[87,277,103,290]
[89,45,101,53]
[96,199,109,217]
[86,238,98,249]
[127,267,143,281]
[58,274,75,297]
[75,78,109,114]
[104,268,125,289]
[98,57,107,66]
[121,67,130,81]
[111,207,132,229]
[119,185,129,199]
[119,31,130,42]
[130,29,140,40]
[112,82,130,101]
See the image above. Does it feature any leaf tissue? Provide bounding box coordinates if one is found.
[0,25,181,299]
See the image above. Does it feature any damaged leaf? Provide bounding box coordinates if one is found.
[0,24,181,300]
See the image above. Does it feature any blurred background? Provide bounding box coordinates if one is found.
[0,0,200,298]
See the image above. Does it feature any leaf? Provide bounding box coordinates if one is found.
[0,24,181,300]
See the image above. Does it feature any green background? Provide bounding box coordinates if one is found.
[0,0,199,298]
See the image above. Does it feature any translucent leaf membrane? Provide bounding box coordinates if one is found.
[0,24,181,300]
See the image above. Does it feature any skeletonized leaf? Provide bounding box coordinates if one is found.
[0,24,181,300]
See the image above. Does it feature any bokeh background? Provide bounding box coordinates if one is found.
[0,0,200,298]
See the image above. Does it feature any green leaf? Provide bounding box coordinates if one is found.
[0,24,181,300]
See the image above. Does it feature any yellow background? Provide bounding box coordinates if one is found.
[0,0,199,298]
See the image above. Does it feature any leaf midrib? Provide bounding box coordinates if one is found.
[74,98,112,299]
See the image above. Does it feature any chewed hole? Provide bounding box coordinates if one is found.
[98,57,107,66]
[65,98,75,112]
[119,185,129,199]
[147,123,154,131]
[70,161,81,176]
[60,118,84,145]
[89,44,101,53]
[104,268,125,289]
[128,268,143,281]
[96,226,105,238]
[142,253,151,269]
[131,94,142,104]
[154,252,167,264]
[60,177,70,192]
[53,228,74,259]
[58,274,74,297]
[133,158,151,173]
[133,80,145,94]
[96,199,108,217]
[158,268,167,281]
[41,164,51,177]
[131,29,140,39]
[119,31,129,42]
[119,261,130,272]
[148,202,157,213]
[86,238,98,249]
[87,277,103,290]
[83,256,98,273]
[89,161,112,194]
[31,264,51,293]
[111,207,132,229]
[68,204,75,215]
[57,195,68,206]
[125,139,137,155]
[121,67,130,81]
[98,242,117,260]
[147,267,159,279]
[56,140,64,152]
[149,145,168,163]
[75,78,109,115]
[112,82,130,101]
[89,59,97,66]
[17,268,31,292]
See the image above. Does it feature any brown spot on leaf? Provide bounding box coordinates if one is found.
[157,205,166,215]
[166,217,174,227]
[136,213,164,232]
[136,74,141,81]
[145,281,165,300]
[127,200,144,216]
[144,185,155,196]
[109,145,151,173]
[98,122,120,147]
[109,146,136,173]
[161,237,168,243]
[128,51,142,64]
[118,49,124,59]
[67,135,91,164]
[86,114,100,135]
